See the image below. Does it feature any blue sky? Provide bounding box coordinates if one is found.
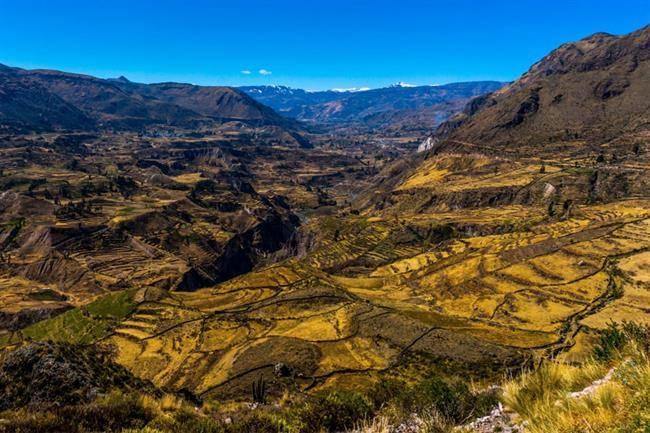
[1,0,648,90]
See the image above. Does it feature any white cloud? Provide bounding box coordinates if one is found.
[331,87,370,93]
[258,69,272,75]
[241,70,252,75]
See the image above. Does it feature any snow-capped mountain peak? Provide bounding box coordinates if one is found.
[390,82,417,88]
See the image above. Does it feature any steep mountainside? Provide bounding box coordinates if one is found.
[0,66,94,132]
[431,26,650,154]
[240,81,505,128]
[10,68,204,129]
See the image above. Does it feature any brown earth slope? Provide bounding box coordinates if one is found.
[432,26,650,156]
[0,66,94,132]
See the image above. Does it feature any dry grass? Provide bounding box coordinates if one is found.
[502,360,608,419]
[350,411,454,433]
[502,336,650,433]
[351,415,392,433]
[141,393,186,414]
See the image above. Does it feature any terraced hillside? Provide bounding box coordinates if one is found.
[0,129,398,353]
[7,175,649,401]
[99,197,650,396]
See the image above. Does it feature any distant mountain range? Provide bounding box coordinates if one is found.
[239,81,506,130]
[0,65,295,134]
[0,63,505,138]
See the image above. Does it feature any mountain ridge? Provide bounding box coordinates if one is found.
[0,64,302,136]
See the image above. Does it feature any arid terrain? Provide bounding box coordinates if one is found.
[0,24,648,433]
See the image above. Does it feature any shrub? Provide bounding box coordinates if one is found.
[594,322,626,361]
[408,377,458,417]
[369,378,406,409]
[416,377,474,422]
[622,321,650,355]
[298,390,374,432]
[395,375,495,424]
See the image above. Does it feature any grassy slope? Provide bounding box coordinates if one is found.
[22,289,138,344]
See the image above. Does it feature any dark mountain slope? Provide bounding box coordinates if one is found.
[433,26,650,153]
[14,68,203,129]
[0,65,301,133]
[0,66,94,132]
[113,81,293,126]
